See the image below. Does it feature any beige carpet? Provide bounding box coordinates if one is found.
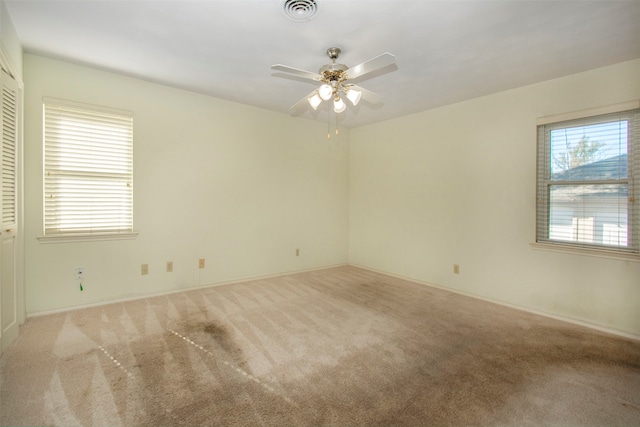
[1,266,639,426]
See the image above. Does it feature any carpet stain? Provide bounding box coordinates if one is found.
[180,320,251,375]
[203,322,226,336]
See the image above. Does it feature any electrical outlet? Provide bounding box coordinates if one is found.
[166,261,173,272]
[453,264,460,274]
[141,264,149,275]
[74,267,85,280]
[199,258,205,269]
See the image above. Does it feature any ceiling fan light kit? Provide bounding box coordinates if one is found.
[308,93,323,110]
[318,83,333,101]
[310,47,362,113]
[345,87,362,106]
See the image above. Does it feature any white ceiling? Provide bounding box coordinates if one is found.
[5,0,640,128]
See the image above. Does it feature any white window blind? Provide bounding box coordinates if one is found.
[536,103,639,255]
[44,98,133,236]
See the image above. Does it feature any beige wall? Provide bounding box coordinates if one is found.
[22,51,640,337]
[24,54,349,313]
[349,59,640,336]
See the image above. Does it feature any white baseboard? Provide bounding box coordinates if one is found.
[27,263,349,318]
[27,261,640,342]
[349,263,640,342]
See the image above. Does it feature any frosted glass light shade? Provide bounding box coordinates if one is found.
[308,93,322,110]
[333,97,346,113]
[318,84,333,101]
[346,88,362,106]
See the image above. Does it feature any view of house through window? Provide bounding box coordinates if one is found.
[549,121,628,246]
[536,105,639,255]
[43,98,133,236]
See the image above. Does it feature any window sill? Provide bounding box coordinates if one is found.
[530,242,640,262]
[38,231,139,244]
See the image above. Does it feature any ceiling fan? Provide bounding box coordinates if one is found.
[271,47,397,115]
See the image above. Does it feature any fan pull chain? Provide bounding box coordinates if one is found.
[327,101,332,139]
[326,100,340,139]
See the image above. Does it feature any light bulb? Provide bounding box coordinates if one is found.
[307,93,322,110]
[318,84,333,101]
[333,97,346,113]
[346,88,362,106]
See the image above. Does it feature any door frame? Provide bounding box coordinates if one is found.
[0,47,25,353]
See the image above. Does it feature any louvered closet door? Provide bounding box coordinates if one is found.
[0,69,18,352]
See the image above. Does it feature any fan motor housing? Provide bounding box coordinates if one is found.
[319,63,348,82]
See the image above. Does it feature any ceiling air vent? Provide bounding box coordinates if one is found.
[281,0,320,22]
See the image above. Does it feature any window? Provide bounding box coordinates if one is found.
[43,98,134,238]
[536,101,639,257]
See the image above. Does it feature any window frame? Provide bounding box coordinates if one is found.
[532,101,640,261]
[39,97,137,243]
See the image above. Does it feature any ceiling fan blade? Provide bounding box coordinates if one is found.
[346,53,396,81]
[271,64,322,81]
[350,84,383,105]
